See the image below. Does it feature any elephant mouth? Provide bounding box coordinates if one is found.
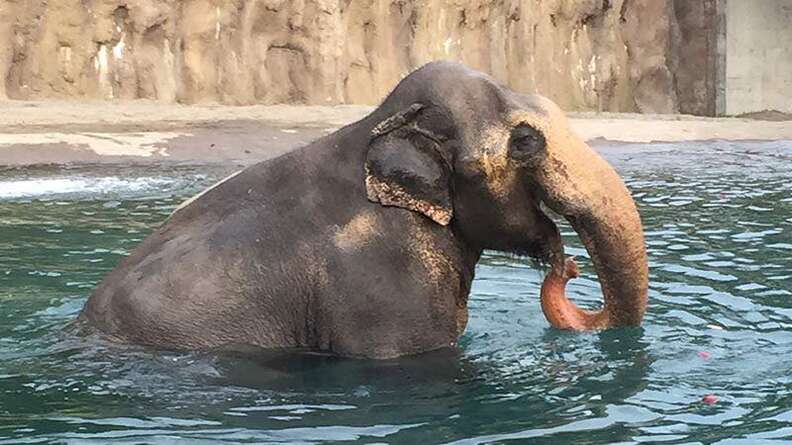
[510,241,555,270]
[536,201,566,267]
[509,200,565,270]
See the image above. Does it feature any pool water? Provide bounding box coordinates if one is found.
[1,140,790,444]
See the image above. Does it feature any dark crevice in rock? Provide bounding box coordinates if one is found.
[619,0,630,23]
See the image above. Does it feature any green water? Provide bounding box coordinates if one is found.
[0,140,790,444]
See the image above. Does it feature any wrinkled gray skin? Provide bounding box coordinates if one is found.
[80,61,648,359]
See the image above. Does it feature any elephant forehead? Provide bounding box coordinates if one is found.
[470,125,518,198]
[505,93,569,136]
[468,96,561,159]
[505,93,557,123]
[333,210,381,252]
[507,102,580,159]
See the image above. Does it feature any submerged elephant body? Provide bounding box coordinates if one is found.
[80,62,648,358]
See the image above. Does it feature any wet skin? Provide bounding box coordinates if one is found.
[541,257,610,330]
[80,61,648,359]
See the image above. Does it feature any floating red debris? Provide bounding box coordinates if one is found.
[697,351,711,360]
[702,394,718,405]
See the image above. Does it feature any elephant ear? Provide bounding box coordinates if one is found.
[365,103,454,226]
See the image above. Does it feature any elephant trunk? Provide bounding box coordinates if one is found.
[541,256,608,329]
[538,138,648,330]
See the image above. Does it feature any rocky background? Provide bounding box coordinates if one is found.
[0,0,716,114]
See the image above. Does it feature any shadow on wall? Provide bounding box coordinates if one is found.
[0,0,714,114]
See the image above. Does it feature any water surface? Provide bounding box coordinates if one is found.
[1,140,790,444]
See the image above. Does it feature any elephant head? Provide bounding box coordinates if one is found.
[364,61,648,330]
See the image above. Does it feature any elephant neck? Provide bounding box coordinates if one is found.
[540,268,610,330]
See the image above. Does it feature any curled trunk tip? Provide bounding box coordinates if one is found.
[540,257,610,330]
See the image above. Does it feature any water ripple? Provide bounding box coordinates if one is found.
[1,141,791,443]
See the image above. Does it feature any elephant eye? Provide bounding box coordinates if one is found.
[509,125,546,161]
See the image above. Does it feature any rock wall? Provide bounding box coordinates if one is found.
[0,0,712,113]
[672,0,717,116]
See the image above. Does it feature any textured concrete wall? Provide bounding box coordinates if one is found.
[723,0,792,114]
[673,0,717,116]
[0,0,713,114]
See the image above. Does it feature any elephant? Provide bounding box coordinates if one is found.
[79,61,648,359]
